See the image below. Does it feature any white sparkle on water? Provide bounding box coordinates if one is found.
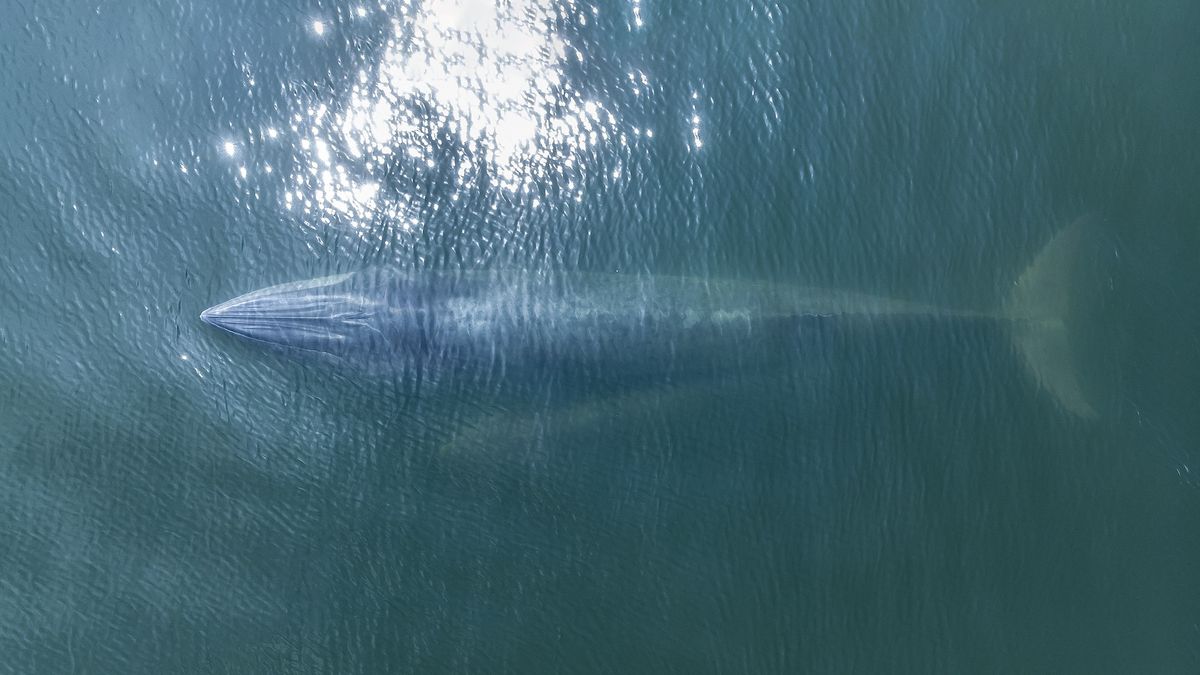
[218,1,648,233]
[274,0,625,228]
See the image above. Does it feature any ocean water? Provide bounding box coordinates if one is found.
[2,0,1199,672]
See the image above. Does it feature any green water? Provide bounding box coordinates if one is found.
[1,0,1198,672]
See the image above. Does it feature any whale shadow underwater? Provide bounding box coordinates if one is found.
[201,219,1100,418]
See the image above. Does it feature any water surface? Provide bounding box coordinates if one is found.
[1,0,1199,672]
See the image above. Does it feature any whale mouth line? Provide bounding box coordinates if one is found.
[201,309,360,334]
[200,309,369,324]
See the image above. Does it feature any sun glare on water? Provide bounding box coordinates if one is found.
[228,0,635,235]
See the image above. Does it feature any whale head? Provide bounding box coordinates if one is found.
[200,271,394,358]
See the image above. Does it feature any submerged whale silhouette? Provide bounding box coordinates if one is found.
[201,222,1096,416]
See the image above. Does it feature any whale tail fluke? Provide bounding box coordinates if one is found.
[1003,217,1098,418]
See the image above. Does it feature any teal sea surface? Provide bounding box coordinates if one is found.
[1,0,1199,672]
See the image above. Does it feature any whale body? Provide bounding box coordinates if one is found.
[201,270,968,374]
[201,222,1097,415]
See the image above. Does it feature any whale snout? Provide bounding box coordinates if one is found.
[200,272,383,354]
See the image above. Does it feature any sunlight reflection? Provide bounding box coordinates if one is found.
[689,90,703,150]
[274,0,624,231]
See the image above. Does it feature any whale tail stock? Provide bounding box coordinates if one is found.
[1003,216,1100,418]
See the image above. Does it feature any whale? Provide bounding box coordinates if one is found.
[201,221,1097,416]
